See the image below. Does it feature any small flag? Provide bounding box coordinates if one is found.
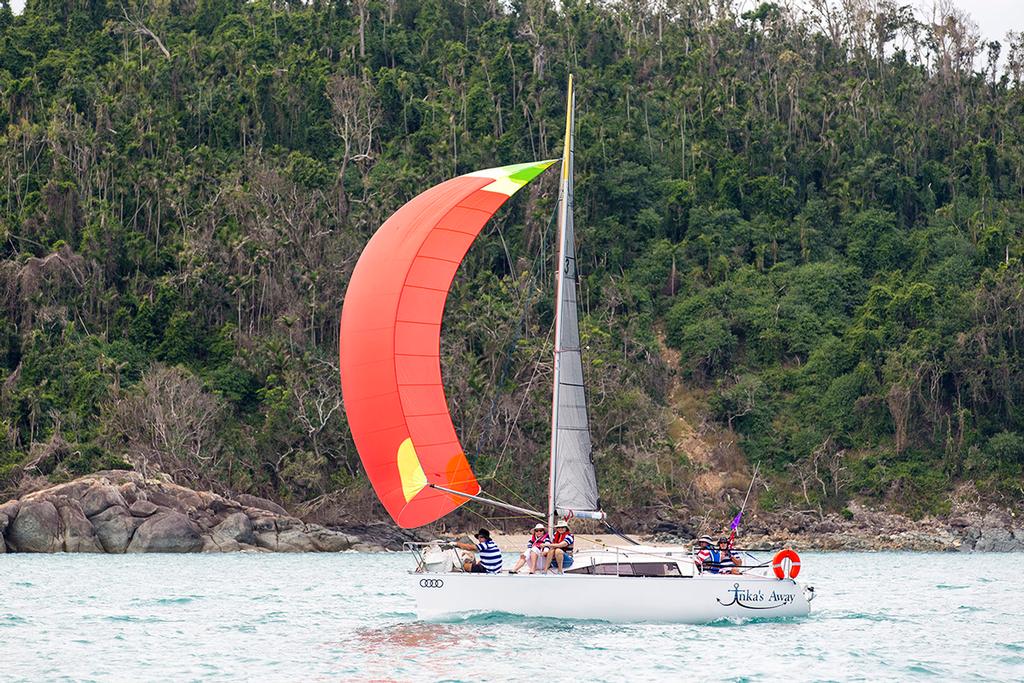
[729,511,742,530]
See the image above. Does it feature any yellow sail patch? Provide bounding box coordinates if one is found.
[397,437,428,502]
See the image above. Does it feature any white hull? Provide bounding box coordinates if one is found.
[412,572,811,623]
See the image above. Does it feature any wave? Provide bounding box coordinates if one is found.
[152,596,200,605]
[103,614,169,623]
[704,614,809,627]
[425,610,609,628]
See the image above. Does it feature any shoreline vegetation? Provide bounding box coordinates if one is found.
[2,0,1024,529]
[1,472,1019,553]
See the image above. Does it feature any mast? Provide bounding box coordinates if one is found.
[547,76,575,532]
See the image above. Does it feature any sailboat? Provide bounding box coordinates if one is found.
[339,77,814,623]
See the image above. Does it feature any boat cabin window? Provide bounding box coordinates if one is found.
[630,562,682,577]
[567,562,682,577]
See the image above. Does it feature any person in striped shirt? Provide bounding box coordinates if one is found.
[451,529,503,574]
[718,537,741,574]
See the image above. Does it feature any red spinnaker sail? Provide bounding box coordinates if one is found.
[340,161,556,528]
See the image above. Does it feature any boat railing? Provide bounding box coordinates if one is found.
[403,540,445,572]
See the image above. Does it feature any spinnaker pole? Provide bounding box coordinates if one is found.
[427,484,544,520]
[547,75,575,533]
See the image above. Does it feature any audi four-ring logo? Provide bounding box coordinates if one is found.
[419,578,445,588]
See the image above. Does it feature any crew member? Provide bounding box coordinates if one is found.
[511,523,549,574]
[451,528,503,574]
[694,535,716,573]
[542,519,575,573]
[718,537,741,574]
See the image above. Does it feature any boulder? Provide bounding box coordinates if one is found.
[144,489,199,514]
[307,525,356,552]
[249,516,278,534]
[974,527,1021,552]
[22,479,93,503]
[7,500,61,552]
[212,512,256,546]
[129,500,160,517]
[207,497,242,515]
[255,525,317,552]
[118,482,141,505]
[80,484,127,518]
[814,520,840,534]
[234,494,288,516]
[56,501,104,553]
[202,511,261,552]
[126,512,203,553]
[202,536,244,552]
[0,499,20,524]
[90,506,141,553]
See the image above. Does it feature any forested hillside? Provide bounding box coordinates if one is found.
[2,0,1023,524]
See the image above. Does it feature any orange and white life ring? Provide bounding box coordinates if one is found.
[772,549,801,579]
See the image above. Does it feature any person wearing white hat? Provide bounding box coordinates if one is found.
[694,535,716,573]
[510,523,550,574]
[541,519,575,574]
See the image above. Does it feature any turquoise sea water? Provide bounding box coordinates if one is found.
[2,551,1021,681]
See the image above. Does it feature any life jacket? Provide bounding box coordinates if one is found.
[527,532,548,548]
[552,530,573,552]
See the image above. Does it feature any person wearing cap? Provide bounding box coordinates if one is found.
[510,523,550,574]
[450,529,503,574]
[694,535,716,573]
[718,537,741,574]
[541,520,575,573]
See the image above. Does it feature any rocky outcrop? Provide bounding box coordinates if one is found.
[0,471,366,554]
[651,499,1023,552]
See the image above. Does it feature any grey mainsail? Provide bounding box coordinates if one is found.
[548,77,602,524]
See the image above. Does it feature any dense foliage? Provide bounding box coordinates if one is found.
[2,0,1022,521]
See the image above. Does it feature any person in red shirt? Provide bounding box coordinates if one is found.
[694,535,715,573]
[542,520,575,574]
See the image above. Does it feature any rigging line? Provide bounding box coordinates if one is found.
[601,520,641,546]
[487,476,539,511]
[476,193,560,490]
[538,193,560,287]
[482,483,546,519]
[464,503,500,529]
[482,316,556,481]
[738,461,761,516]
[478,199,558,471]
